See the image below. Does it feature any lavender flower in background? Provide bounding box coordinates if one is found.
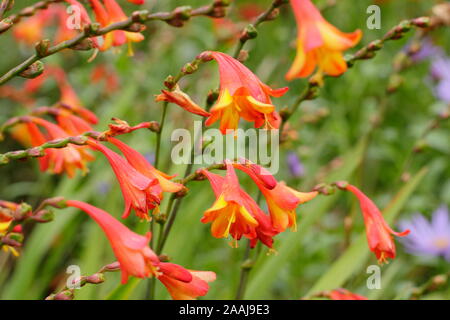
[430,56,450,81]
[399,205,450,261]
[287,152,305,178]
[405,38,450,103]
[430,57,450,103]
[407,38,443,62]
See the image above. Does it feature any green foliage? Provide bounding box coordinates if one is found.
[0,0,449,300]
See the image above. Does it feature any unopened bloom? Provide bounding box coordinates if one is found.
[155,85,211,117]
[345,184,409,264]
[328,289,368,300]
[286,0,362,80]
[158,263,216,300]
[203,51,288,133]
[201,161,276,248]
[66,200,215,299]
[87,139,160,220]
[399,205,450,261]
[89,0,144,55]
[234,161,317,232]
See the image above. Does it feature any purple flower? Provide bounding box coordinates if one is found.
[430,56,450,81]
[399,205,450,261]
[407,38,443,62]
[430,57,450,103]
[287,152,305,178]
[435,80,450,103]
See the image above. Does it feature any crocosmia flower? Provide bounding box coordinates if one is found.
[20,117,94,177]
[345,184,409,264]
[202,51,288,133]
[87,139,160,220]
[67,200,160,283]
[155,85,211,117]
[201,161,276,248]
[25,66,98,124]
[66,200,215,299]
[399,205,450,261]
[158,263,216,300]
[234,161,317,232]
[108,137,184,195]
[286,0,362,80]
[89,0,144,55]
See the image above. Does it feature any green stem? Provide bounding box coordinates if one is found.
[235,240,252,300]
[154,102,169,169]
[232,0,288,58]
[0,1,230,85]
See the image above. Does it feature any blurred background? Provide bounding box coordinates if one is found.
[0,0,449,299]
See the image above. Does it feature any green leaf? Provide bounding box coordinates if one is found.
[245,137,368,299]
[105,277,141,300]
[306,167,428,295]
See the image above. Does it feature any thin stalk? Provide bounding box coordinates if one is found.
[235,240,252,300]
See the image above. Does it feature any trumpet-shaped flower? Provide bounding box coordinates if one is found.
[201,162,276,247]
[87,139,161,220]
[234,161,318,232]
[66,200,215,299]
[345,184,410,264]
[89,0,144,54]
[25,117,94,177]
[286,0,362,80]
[203,51,288,133]
[108,137,184,195]
[66,200,160,283]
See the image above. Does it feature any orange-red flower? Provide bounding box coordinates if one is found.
[201,161,276,248]
[87,139,160,220]
[55,109,94,136]
[0,201,22,257]
[328,289,368,300]
[234,161,318,232]
[12,11,49,45]
[155,85,211,117]
[66,200,215,299]
[21,117,94,177]
[158,263,216,300]
[108,137,184,195]
[12,1,93,46]
[345,184,410,264]
[89,0,144,54]
[66,200,160,283]
[203,51,288,133]
[286,0,362,80]
[25,67,98,124]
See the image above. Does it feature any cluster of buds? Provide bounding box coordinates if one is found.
[0,198,64,256]
[46,262,121,300]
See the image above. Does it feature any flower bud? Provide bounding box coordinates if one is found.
[86,273,105,284]
[35,39,51,57]
[69,38,95,51]
[19,61,44,79]
[31,209,55,223]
